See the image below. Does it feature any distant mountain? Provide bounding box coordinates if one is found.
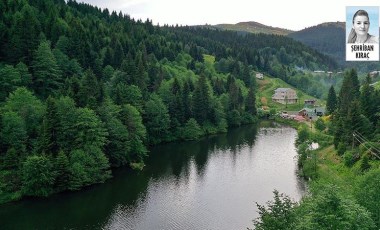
[288,22,346,64]
[213,21,293,35]
[288,22,380,72]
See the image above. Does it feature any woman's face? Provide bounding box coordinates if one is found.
[353,15,370,36]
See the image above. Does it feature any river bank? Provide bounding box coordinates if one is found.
[0,123,305,230]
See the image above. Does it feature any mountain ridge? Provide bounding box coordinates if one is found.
[213,21,294,35]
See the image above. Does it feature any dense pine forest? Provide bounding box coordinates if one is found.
[0,0,338,202]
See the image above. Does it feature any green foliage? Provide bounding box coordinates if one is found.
[32,40,61,98]
[193,75,212,124]
[314,118,326,131]
[0,65,21,101]
[343,150,357,167]
[3,87,45,139]
[180,118,203,141]
[121,104,147,161]
[251,190,297,230]
[337,142,347,156]
[98,100,130,167]
[54,151,70,192]
[72,107,108,149]
[326,85,337,115]
[144,94,171,144]
[360,154,371,172]
[227,109,242,127]
[296,126,310,145]
[21,155,54,197]
[68,147,111,190]
[355,168,380,228]
[0,111,27,153]
[293,184,375,230]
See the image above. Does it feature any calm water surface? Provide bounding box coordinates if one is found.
[0,123,305,230]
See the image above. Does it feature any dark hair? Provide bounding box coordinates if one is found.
[352,10,369,23]
[347,9,370,43]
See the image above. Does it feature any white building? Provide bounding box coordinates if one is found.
[272,88,298,104]
[256,73,264,79]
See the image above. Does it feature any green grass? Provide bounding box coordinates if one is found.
[256,75,323,112]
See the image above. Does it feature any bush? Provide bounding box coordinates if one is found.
[343,150,357,167]
[314,118,326,131]
[337,142,346,156]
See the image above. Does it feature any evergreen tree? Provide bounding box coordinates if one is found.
[360,75,375,122]
[7,4,41,64]
[121,104,147,161]
[245,87,257,116]
[32,40,61,98]
[0,65,21,101]
[144,94,171,144]
[38,96,60,155]
[326,85,337,115]
[193,75,211,124]
[54,151,70,192]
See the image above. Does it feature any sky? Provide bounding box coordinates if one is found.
[78,0,380,31]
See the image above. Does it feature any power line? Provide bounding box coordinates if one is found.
[354,131,380,153]
[352,132,380,160]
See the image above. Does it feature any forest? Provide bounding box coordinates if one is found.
[0,0,338,203]
[252,69,380,229]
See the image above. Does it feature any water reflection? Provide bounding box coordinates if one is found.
[0,123,304,230]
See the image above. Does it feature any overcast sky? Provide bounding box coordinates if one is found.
[78,0,380,31]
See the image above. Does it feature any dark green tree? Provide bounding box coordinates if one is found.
[193,75,211,124]
[32,40,61,98]
[121,104,147,162]
[251,190,296,230]
[144,94,171,144]
[326,85,337,115]
[0,65,21,101]
[245,87,257,116]
[54,151,70,192]
[7,4,41,64]
[21,155,55,197]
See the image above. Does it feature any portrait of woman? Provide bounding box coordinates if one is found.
[347,9,378,43]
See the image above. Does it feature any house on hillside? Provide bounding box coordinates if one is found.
[272,88,298,104]
[304,99,316,106]
[299,107,325,121]
[256,73,264,79]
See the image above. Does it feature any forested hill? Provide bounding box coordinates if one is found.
[213,21,293,35]
[288,22,380,72]
[288,22,345,63]
[0,0,336,202]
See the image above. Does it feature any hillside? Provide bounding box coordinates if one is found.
[288,22,380,72]
[288,22,345,63]
[0,0,338,203]
[213,21,293,35]
[256,74,322,112]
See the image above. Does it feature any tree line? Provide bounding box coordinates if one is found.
[0,0,335,202]
[251,69,380,229]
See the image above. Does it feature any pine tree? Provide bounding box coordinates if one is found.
[32,40,61,98]
[193,75,211,124]
[245,87,257,116]
[54,151,70,192]
[7,4,41,64]
[360,75,375,122]
[0,65,21,101]
[326,85,337,115]
[39,96,60,155]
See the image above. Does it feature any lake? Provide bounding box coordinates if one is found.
[0,123,305,230]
